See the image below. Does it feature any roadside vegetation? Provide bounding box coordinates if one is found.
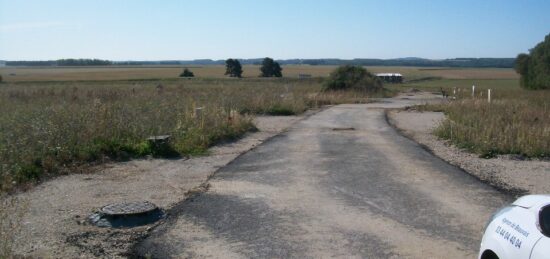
[432,92,550,158]
[411,79,549,158]
[421,35,550,158]
[0,74,378,193]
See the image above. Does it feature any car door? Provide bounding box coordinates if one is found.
[530,237,550,259]
[489,207,541,258]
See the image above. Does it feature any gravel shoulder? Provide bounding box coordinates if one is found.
[7,114,310,258]
[387,110,550,195]
[135,94,510,258]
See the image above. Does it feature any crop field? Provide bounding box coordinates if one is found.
[0,65,518,82]
[0,65,335,82]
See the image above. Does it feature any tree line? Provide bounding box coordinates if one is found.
[4,58,516,68]
[6,59,112,66]
[515,33,550,90]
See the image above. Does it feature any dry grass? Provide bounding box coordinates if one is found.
[0,77,377,192]
[0,66,522,190]
[0,65,518,82]
[414,79,550,158]
[0,65,335,82]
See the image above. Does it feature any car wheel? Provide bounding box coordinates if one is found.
[481,250,499,259]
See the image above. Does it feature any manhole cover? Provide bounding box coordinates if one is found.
[101,201,158,216]
[89,201,164,228]
[332,127,356,131]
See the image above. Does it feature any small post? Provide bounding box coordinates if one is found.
[488,89,491,103]
[450,122,453,141]
[195,107,203,127]
[195,107,203,120]
[472,85,475,98]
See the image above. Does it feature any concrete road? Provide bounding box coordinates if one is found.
[136,93,512,258]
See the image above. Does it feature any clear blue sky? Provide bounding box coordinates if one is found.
[1,0,549,60]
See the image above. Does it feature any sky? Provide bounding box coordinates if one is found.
[0,0,549,61]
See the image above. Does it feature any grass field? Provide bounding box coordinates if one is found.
[1,64,544,192]
[407,76,550,159]
[0,75,382,192]
[0,65,519,82]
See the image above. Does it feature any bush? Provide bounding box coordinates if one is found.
[323,65,382,92]
[515,33,550,90]
[179,68,194,77]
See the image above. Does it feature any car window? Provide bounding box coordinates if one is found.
[541,205,550,236]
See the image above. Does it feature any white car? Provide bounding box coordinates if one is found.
[479,195,550,259]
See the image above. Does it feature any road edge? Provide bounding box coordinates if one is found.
[384,109,527,197]
[126,107,329,258]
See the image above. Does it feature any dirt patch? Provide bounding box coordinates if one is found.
[5,114,308,258]
[387,110,550,195]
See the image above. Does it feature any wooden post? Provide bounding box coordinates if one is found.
[195,107,204,128]
[195,107,203,120]
[472,85,475,97]
[488,89,491,103]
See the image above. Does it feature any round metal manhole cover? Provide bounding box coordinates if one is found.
[101,201,158,216]
[89,201,164,228]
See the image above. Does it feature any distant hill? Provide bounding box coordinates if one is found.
[3,57,515,68]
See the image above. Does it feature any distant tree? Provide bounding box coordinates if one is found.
[323,65,382,92]
[260,57,282,77]
[225,59,243,78]
[515,33,550,90]
[179,68,194,77]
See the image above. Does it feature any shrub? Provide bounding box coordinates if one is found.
[179,68,194,77]
[323,65,382,92]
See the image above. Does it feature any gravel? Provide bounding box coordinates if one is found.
[387,110,550,196]
[6,114,310,258]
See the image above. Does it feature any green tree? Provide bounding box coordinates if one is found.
[323,65,382,92]
[225,59,243,78]
[515,33,550,90]
[260,57,282,77]
[179,68,194,77]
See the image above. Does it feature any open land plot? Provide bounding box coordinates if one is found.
[0,65,518,82]
[0,77,379,192]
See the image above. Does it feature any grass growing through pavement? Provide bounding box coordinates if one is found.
[0,77,377,192]
[409,79,550,158]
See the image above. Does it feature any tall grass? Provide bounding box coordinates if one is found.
[0,78,374,192]
[419,80,550,158]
